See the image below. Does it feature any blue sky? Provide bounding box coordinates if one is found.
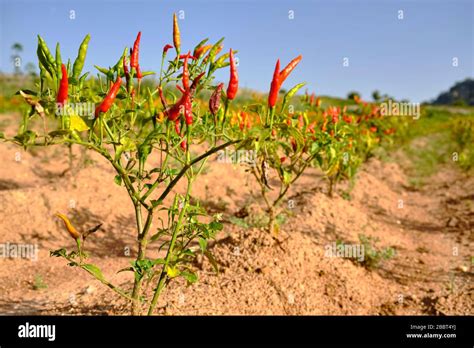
[0,0,472,102]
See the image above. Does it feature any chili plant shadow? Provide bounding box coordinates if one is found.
[0,298,47,315]
[82,213,136,258]
[0,179,22,191]
[31,165,69,180]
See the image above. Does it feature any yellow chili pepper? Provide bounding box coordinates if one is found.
[173,13,181,51]
[55,212,81,240]
[156,111,165,123]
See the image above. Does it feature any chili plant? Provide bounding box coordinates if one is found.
[236,56,321,234]
[4,15,243,315]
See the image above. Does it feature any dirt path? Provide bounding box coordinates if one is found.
[0,116,472,315]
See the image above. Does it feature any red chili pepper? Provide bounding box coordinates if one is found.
[209,83,224,116]
[278,55,302,88]
[239,111,251,131]
[163,44,173,55]
[165,94,186,122]
[123,56,130,79]
[226,49,238,100]
[136,65,143,80]
[174,119,181,135]
[194,44,212,59]
[291,137,297,152]
[343,115,352,123]
[130,32,141,70]
[184,95,193,125]
[123,56,131,92]
[57,64,68,105]
[298,114,304,130]
[370,126,377,133]
[163,73,205,123]
[173,120,187,151]
[280,156,287,163]
[179,54,196,60]
[95,76,122,118]
[268,59,280,108]
[315,97,321,107]
[182,52,190,89]
[328,106,339,124]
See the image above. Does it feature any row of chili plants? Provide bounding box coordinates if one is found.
[2,14,405,315]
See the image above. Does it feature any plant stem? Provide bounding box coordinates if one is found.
[147,175,193,315]
[147,124,193,315]
[143,139,240,205]
[222,98,230,132]
[131,207,154,315]
[269,106,275,129]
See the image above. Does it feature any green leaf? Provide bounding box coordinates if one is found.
[114,175,122,186]
[283,170,292,185]
[117,266,134,274]
[82,263,104,281]
[152,258,166,265]
[140,71,155,77]
[181,270,198,284]
[204,251,219,274]
[69,114,90,132]
[48,130,70,138]
[228,216,249,228]
[15,89,37,96]
[151,199,163,208]
[50,248,67,258]
[198,237,207,253]
[209,221,223,231]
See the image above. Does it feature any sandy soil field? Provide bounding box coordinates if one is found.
[0,113,472,315]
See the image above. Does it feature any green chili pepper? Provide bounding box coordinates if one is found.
[72,34,90,81]
[55,43,62,86]
[67,59,71,76]
[78,72,89,89]
[208,37,224,63]
[193,38,209,54]
[281,82,306,113]
[94,65,114,80]
[37,35,55,66]
[37,43,54,77]
[113,47,128,76]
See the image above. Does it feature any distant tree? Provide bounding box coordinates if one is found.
[372,90,381,102]
[11,42,23,75]
[347,91,360,101]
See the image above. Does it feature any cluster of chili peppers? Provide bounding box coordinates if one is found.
[239,111,252,131]
[131,32,143,80]
[268,55,302,108]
